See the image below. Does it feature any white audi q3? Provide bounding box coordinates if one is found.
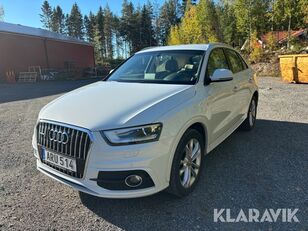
[33,43,258,198]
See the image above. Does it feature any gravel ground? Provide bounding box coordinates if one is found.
[0,78,307,231]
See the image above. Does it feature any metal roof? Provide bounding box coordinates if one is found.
[261,29,307,44]
[0,22,91,46]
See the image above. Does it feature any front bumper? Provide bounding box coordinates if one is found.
[34,131,174,198]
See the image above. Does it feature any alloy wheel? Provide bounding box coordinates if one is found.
[179,138,202,188]
[249,99,256,126]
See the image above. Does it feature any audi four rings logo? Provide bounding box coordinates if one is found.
[48,129,69,144]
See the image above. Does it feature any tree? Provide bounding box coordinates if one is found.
[96,6,105,59]
[64,14,70,35]
[84,11,96,43]
[300,0,308,26]
[40,0,53,30]
[139,3,156,48]
[271,0,307,49]
[93,24,103,62]
[51,6,65,33]
[196,0,221,42]
[267,32,278,51]
[181,0,197,15]
[168,25,182,45]
[233,0,270,47]
[113,16,124,58]
[216,1,237,46]
[168,5,205,44]
[37,0,308,63]
[157,0,181,45]
[67,3,84,39]
[104,5,114,59]
[168,0,221,45]
[271,0,307,30]
[249,31,263,63]
[0,5,4,21]
[120,0,137,54]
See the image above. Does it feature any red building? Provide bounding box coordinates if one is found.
[0,22,95,82]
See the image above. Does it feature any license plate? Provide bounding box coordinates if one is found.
[42,149,77,172]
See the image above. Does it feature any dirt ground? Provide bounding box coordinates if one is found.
[0,78,307,230]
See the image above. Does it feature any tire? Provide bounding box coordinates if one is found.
[166,129,205,197]
[240,96,257,131]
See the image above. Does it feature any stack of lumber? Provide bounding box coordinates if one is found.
[18,72,37,82]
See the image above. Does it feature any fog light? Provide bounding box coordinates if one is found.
[125,175,143,187]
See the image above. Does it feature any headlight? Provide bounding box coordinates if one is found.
[101,123,162,145]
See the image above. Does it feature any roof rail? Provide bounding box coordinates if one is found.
[141,46,160,51]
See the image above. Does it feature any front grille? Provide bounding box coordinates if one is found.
[37,121,92,178]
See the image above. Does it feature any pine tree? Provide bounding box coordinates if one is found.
[168,0,221,45]
[157,0,181,45]
[271,0,307,31]
[233,0,270,46]
[94,24,103,62]
[51,6,65,33]
[168,4,204,44]
[181,0,196,15]
[104,5,113,59]
[84,12,96,43]
[113,16,124,58]
[96,6,105,59]
[67,3,84,39]
[216,2,237,46]
[271,0,307,49]
[270,0,307,49]
[0,5,4,22]
[139,3,156,49]
[168,25,182,45]
[64,14,70,35]
[40,0,53,30]
[299,0,308,26]
[120,0,136,54]
[84,15,90,40]
[196,0,220,42]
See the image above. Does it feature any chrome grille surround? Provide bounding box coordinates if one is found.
[36,120,92,178]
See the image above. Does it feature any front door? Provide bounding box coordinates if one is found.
[202,48,238,145]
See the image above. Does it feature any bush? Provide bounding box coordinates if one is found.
[267,33,278,51]
[249,32,263,63]
[97,58,124,70]
[249,44,263,63]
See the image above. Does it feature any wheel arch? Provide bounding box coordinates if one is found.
[188,122,208,152]
[166,119,209,183]
[253,91,259,104]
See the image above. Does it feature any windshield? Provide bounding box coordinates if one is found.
[107,50,205,84]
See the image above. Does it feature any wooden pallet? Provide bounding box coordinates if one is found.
[18,72,37,83]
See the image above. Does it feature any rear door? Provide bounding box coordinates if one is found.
[224,49,252,120]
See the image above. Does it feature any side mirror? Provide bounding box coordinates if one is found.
[210,69,233,82]
[109,69,114,74]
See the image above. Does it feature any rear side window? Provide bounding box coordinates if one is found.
[225,49,245,74]
[239,55,248,69]
[206,48,229,77]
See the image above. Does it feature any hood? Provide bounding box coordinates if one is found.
[39,81,195,130]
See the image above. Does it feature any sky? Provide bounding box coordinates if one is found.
[0,0,164,28]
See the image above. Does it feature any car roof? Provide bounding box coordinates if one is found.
[136,43,232,54]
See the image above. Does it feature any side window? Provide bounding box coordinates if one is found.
[239,54,248,69]
[225,49,245,74]
[206,48,229,77]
